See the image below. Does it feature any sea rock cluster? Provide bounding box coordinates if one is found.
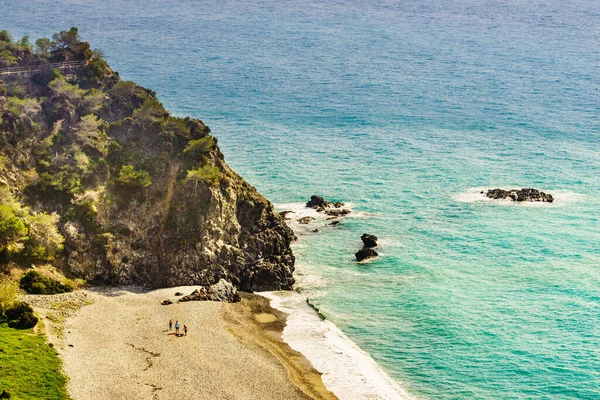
[484,188,554,203]
[355,234,379,262]
[306,195,351,217]
[178,279,241,303]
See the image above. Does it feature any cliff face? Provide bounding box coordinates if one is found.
[0,29,295,290]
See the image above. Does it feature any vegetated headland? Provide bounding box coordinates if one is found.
[0,28,334,400]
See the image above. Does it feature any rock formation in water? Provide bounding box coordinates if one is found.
[306,195,346,211]
[0,29,295,291]
[355,234,378,261]
[484,188,554,203]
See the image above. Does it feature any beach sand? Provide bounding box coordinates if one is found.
[46,286,336,400]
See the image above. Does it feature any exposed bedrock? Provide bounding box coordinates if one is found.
[178,279,241,303]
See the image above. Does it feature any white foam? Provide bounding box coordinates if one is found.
[453,187,583,206]
[261,291,416,400]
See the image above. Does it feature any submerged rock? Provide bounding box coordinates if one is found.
[297,216,315,224]
[329,220,340,226]
[485,188,554,203]
[178,279,241,303]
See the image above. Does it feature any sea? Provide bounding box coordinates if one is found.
[2,0,599,398]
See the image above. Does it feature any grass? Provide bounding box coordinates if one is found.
[0,323,70,399]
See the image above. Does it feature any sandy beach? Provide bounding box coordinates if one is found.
[33,286,336,400]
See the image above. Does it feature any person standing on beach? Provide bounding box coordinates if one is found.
[183,325,188,336]
[169,319,173,331]
[175,320,180,335]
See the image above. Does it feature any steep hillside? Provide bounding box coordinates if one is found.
[0,28,295,290]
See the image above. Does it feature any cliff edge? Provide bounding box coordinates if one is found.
[0,28,295,290]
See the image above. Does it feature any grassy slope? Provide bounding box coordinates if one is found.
[0,324,69,399]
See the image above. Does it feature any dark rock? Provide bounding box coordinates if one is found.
[355,248,378,262]
[179,280,241,303]
[485,188,554,203]
[174,292,183,296]
[306,196,348,214]
[325,209,351,217]
[161,299,173,305]
[306,195,330,209]
[329,220,340,226]
[312,229,320,233]
[297,216,315,224]
[361,234,378,248]
[355,233,379,261]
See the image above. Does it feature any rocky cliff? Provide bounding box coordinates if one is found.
[0,29,295,290]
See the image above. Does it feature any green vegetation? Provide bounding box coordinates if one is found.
[5,302,38,329]
[186,164,220,187]
[19,271,73,295]
[117,164,152,188]
[0,324,70,399]
[183,136,215,159]
[0,280,18,316]
[0,187,64,263]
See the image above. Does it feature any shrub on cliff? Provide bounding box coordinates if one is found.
[19,271,73,295]
[183,136,215,159]
[117,164,152,188]
[186,164,220,188]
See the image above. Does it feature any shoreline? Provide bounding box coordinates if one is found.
[28,287,336,400]
[272,202,415,400]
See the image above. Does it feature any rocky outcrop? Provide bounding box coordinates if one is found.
[178,280,241,303]
[306,195,345,211]
[484,188,554,203]
[355,233,378,262]
[0,29,295,292]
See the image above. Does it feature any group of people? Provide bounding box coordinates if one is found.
[168,319,188,336]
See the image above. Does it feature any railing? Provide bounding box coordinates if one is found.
[0,60,87,76]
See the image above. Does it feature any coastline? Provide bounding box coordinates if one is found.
[29,287,335,400]
[270,202,415,400]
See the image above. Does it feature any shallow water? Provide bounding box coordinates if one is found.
[2,0,600,398]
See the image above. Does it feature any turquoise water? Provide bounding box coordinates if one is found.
[3,0,600,398]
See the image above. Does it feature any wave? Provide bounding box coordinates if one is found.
[453,187,583,206]
[261,290,416,400]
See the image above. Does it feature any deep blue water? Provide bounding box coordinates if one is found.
[2,0,600,398]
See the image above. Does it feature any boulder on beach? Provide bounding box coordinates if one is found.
[179,279,241,303]
[161,299,173,305]
[485,188,554,203]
